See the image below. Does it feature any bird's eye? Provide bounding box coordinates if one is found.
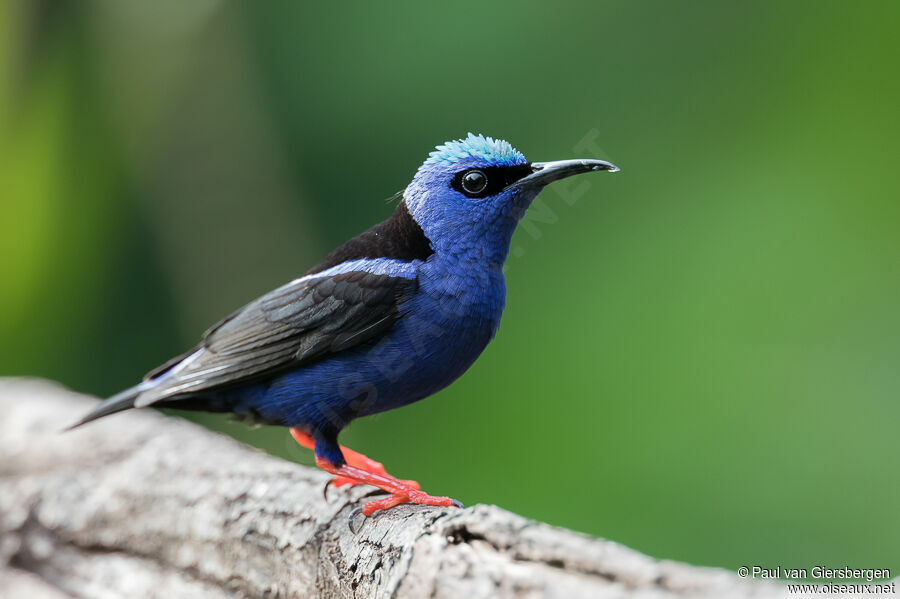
[460,170,488,196]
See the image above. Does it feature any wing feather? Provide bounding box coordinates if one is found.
[134,270,414,407]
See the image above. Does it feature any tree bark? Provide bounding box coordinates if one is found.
[1,378,783,598]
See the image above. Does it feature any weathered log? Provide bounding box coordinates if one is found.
[0,378,782,598]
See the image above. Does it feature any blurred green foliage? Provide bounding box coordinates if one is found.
[2,0,898,573]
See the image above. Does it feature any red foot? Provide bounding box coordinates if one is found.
[358,488,459,517]
[314,455,458,516]
[330,445,420,490]
[290,428,420,490]
[289,428,458,516]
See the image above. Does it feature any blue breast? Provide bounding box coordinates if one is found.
[221,256,506,433]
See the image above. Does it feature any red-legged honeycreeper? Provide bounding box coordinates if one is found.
[71,133,619,517]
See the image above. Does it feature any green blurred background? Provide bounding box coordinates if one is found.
[2,0,898,574]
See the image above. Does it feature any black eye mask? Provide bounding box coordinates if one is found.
[450,164,533,198]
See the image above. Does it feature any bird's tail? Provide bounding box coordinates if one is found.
[65,382,150,431]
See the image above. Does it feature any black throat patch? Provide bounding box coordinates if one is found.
[306,199,434,275]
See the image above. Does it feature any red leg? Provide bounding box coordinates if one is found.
[289,428,456,516]
[290,428,419,489]
[290,428,316,449]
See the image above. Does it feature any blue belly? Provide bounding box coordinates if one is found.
[218,267,505,434]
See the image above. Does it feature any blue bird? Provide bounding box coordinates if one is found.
[72,133,618,516]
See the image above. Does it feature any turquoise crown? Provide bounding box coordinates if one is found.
[426,133,525,167]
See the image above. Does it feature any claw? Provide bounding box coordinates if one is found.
[348,506,364,534]
[325,474,374,502]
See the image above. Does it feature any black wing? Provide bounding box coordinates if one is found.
[133,270,416,407]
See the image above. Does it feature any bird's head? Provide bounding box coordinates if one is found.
[404,133,618,265]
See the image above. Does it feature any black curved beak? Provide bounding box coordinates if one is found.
[506,159,619,191]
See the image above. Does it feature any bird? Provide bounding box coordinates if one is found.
[70,133,618,518]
